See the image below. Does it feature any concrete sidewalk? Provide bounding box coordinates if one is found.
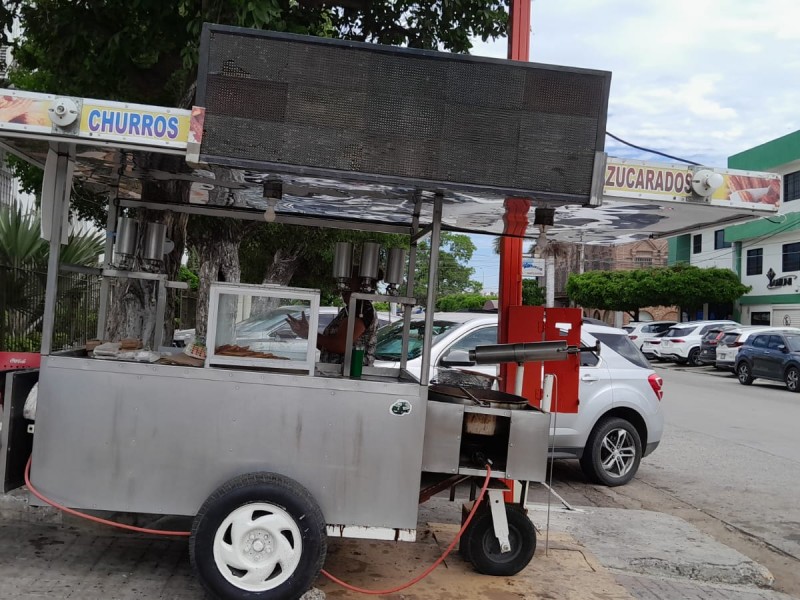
[0,487,796,599]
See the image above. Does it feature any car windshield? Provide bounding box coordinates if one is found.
[375,319,465,361]
[591,332,651,369]
[785,335,800,352]
[664,326,695,338]
[622,326,634,333]
[235,306,336,340]
[720,332,740,345]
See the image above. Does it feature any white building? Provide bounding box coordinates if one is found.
[669,130,800,325]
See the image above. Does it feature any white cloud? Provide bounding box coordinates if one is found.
[470,0,800,167]
[466,0,800,285]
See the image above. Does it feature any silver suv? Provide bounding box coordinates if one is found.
[373,314,664,486]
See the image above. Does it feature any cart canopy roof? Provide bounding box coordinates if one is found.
[0,27,778,243]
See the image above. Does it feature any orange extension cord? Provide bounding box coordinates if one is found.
[24,456,190,536]
[24,455,492,594]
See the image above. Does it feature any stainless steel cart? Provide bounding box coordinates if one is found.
[0,25,614,599]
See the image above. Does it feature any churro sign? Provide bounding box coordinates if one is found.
[80,102,190,148]
[604,157,781,211]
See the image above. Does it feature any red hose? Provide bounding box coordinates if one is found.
[24,456,190,537]
[25,454,494,594]
[320,465,492,595]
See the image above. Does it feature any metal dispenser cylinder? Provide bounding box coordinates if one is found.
[333,242,353,284]
[469,341,568,364]
[115,217,138,259]
[385,248,406,285]
[359,242,381,279]
[142,222,167,262]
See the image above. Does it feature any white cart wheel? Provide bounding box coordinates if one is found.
[213,502,302,592]
[191,473,326,600]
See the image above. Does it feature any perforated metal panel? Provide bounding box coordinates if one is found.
[197,25,611,200]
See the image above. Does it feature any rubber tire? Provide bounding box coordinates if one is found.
[580,417,642,487]
[190,472,326,600]
[463,503,536,576]
[786,366,800,393]
[736,361,754,385]
[687,347,701,367]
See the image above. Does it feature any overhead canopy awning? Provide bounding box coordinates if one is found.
[0,26,780,243]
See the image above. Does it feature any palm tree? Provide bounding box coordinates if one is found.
[0,201,104,350]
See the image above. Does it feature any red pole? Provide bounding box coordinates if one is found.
[499,0,531,503]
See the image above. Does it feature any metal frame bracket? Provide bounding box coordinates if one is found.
[487,488,511,553]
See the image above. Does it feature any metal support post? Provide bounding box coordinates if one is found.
[96,197,118,340]
[154,281,167,350]
[400,192,423,372]
[487,488,511,553]
[40,143,75,356]
[418,193,443,386]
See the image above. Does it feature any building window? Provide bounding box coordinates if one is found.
[692,234,702,254]
[746,248,763,275]
[714,229,731,249]
[783,242,800,272]
[634,252,653,268]
[785,171,800,202]
[751,312,770,326]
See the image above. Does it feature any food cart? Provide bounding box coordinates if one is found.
[0,26,614,600]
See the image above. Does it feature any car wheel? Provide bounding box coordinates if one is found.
[736,362,754,385]
[190,472,326,600]
[687,348,701,367]
[580,417,642,487]
[785,366,800,393]
[462,503,536,576]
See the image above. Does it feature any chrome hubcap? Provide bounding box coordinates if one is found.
[600,428,636,478]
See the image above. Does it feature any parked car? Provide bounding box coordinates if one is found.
[658,320,739,366]
[373,313,664,486]
[623,321,677,350]
[174,306,391,352]
[735,331,800,392]
[696,324,738,366]
[716,326,800,371]
[641,331,670,361]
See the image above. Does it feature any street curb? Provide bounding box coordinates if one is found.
[0,488,62,524]
[533,506,776,589]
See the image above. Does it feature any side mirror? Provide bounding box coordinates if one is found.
[779,344,788,353]
[440,349,475,367]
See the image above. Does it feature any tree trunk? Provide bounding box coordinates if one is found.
[545,255,555,308]
[249,247,304,315]
[195,231,241,340]
[189,167,250,340]
[104,153,188,347]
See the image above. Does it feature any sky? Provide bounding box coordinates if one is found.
[466,0,800,294]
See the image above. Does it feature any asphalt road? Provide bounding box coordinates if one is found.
[548,362,800,597]
[646,364,800,560]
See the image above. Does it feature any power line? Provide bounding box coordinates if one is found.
[606,132,701,166]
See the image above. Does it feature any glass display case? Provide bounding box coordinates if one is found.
[205,283,321,374]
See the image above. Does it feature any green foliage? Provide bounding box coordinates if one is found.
[178,265,200,290]
[239,223,407,291]
[414,233,482,305]
[0,202,104,269]
[566,265,752,318]
[435,293,494,312]
[522,279,545,306]
[0,201,104,351]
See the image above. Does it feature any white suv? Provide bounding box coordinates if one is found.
[658,320,739,366]
[373,314,664,486]
[623,321,677,350]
